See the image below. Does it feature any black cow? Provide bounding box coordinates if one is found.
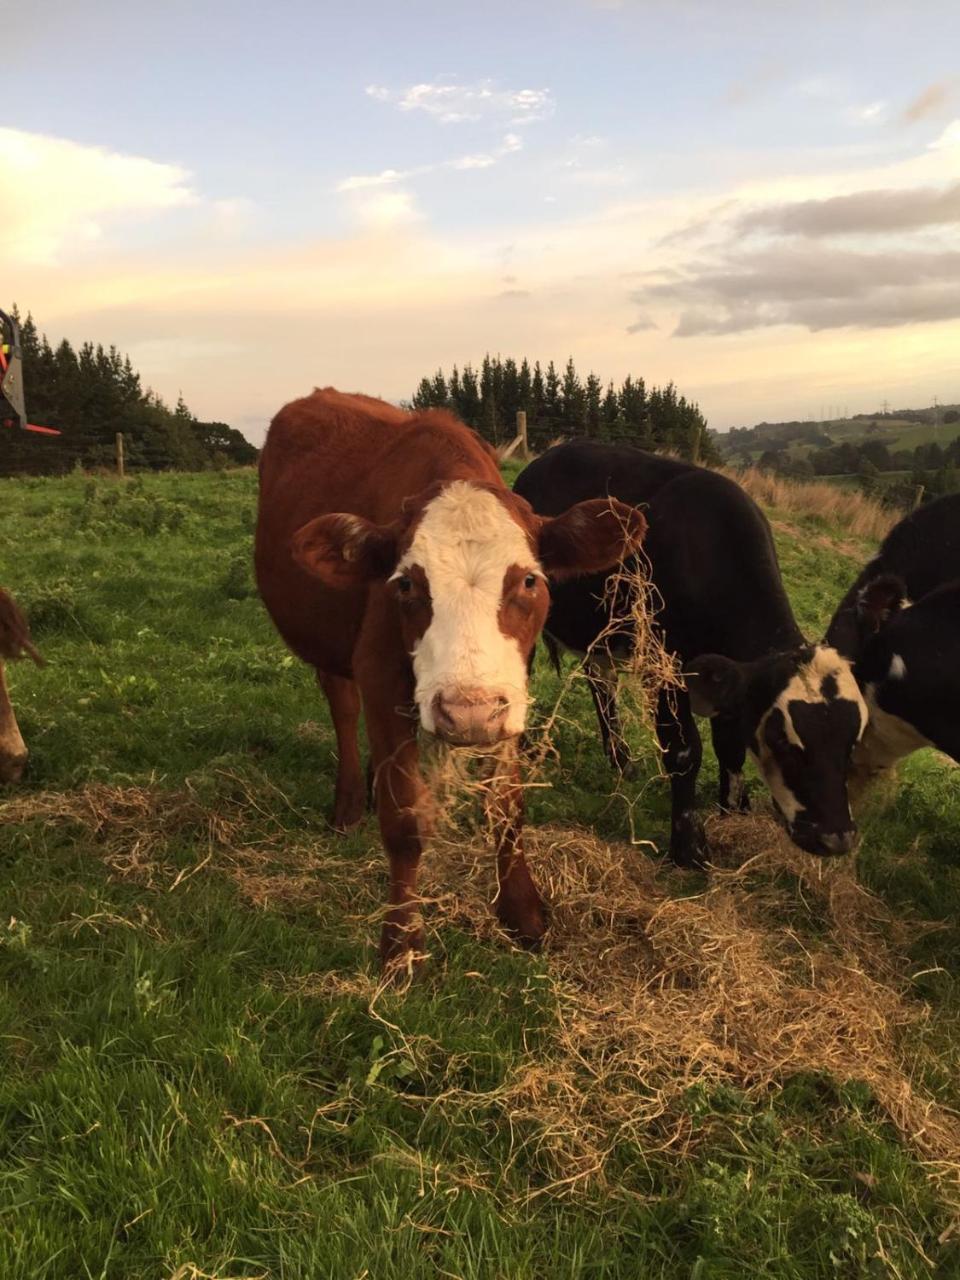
[826,493,960,791]
[514,441,868,866]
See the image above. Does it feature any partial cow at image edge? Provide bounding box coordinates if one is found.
[0,588,42,784]
[825,492,960,792]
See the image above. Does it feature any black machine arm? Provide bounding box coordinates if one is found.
[0,309,28,430]
[0,309,58,435]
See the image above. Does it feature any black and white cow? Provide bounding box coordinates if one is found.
[826,492,960,791]
[514,441,868,866]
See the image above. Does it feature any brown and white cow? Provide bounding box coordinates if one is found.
[0,589,41,783]
[255,389,646,967]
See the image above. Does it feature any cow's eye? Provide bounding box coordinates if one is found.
[524,573,538,590]
[395,575,413,595]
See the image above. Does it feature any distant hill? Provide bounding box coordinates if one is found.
[716,404,960,465]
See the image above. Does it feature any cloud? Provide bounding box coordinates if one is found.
[636,245,960,335]
[626,121,960,337]
[930,119,960,150]
[497,288,531,299]
[365,79,554,126]
[738,182,960,236]
[849,100,886,125]
[0,126,195,266]
[352,189,421,230]
[336,134,524,197]
[626,315,656,333]
[452,153,497,171]
[724,61,785,108]
[337,168,409,192]
[902,81,953,124]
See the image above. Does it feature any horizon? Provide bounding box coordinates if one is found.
[4,0,960,445]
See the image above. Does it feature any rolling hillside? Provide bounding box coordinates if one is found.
[718,405,960,464]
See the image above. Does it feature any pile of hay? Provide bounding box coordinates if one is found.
[412,811,960,1202]
[5,771,959,1206]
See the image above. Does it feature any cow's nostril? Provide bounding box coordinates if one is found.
[433,698,456,730]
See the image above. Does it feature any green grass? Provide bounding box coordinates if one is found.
[1,469,959,1279]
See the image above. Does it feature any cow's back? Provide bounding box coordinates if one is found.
[255,390,412,674]
[514,441,800,662]
[827,493,960,656]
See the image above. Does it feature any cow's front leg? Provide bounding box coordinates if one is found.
[487,744,548,948]
[656,688,706,869]
[710,712,750,813]
[357,654,430,970]
[371,736,429,969]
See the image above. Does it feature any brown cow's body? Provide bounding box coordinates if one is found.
[0,589,40,783]
[255,389,646,967]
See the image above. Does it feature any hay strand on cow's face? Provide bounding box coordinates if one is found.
[598,543,684,731]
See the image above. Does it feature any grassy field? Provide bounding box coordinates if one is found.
[1,467,959,1279]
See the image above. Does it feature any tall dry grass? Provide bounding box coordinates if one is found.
[718,463,900,541]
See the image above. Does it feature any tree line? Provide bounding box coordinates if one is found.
[1,309,257,476]
[410,355,717,463]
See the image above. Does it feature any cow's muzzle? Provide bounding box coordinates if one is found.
[790,818,858,857]
[431,689,512,747]
[0,750,27,784]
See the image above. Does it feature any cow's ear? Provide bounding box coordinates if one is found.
[857,574,907,633]
[537,499,647,582]
[0,590,42,665]
[683,654,746,717]
[292,514,399,589]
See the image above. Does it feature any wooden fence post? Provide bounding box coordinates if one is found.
[516,410,528,460]
[116,432,125,479]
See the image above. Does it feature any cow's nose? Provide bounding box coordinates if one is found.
[820,828,858,855]
[432,690,510,745]
[0,752,27,785]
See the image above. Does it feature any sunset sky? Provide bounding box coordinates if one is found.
[3,0,959,443]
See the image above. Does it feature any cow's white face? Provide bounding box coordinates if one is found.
[291,477,648,747]
[686,643,869,856]
[391,482,546,745]
[749,646,868,851]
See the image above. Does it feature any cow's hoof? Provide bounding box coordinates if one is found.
[669,814,708,870]
[497,894,549,950]
[719,785,751,815]
[331,789,368,834]
[379,921,427,980]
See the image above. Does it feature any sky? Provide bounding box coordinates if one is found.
[3,0,960,443]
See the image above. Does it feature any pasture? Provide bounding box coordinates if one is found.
[1,467,959,1279]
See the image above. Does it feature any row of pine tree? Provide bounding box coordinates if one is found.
[1,310,257,476]
[3,312,714,476]
[411,355,716,463]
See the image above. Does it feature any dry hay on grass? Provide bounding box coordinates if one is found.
[4,773,960,1206]
[0,775,355,908]
[723,463,899,542]
[409,811,960,1204]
